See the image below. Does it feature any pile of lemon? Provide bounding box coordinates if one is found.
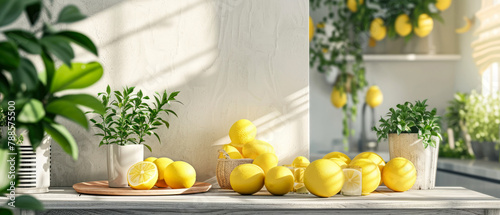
[127,157,196,190]
[305,151,417,197]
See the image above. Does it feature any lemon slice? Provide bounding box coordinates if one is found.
[342,168,362,196]
[127,161,158,190]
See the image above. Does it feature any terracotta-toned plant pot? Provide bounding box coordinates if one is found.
[388,133,439,190]
[216,158,253,189]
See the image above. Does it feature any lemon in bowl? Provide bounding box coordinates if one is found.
[242,139,275,159]
[127,161,158,190]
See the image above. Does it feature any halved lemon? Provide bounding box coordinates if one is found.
[127,161,158,190]
[342,168,362,196]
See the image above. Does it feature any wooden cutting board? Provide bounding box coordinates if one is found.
[73,181,212,196]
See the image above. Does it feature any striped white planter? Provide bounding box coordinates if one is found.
[1,127,51,193]
[17,134,51,193]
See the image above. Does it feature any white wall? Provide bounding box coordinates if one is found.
[6,0,309,186]
[310,1,480,154]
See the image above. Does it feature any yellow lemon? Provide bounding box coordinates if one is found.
[229,119,257,148]
[144,157,157,162]
[219,144,243,159]
[242,139,275,159]
[347,0,364,13]
[395,14,412,37]
[383,157,417,192]
[370,18,386,41]
[323,151,351,164]
[230,164,265,195]
[349,158,381,195]
[152,157,174,187]
[292,156,310,168]
[309,17,314,41]
[164,161,196,189]
[328,158,348,168]
[352,152,385,173]
[265,166,294,196]
[352,152,385,185]
[365,85,383,108]
[127,161,158,190]
[435,0,452,11]
[414,14,434,37]
[342,168,362,195]
[304,159,345,198]
[253,153,278,175]
[331,88,347,108]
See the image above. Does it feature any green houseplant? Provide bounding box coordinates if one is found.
[463,91,500,161]
[309,0,449,144]
[88,85,180,187]
[0,0,104,213]
[373,100,441,190]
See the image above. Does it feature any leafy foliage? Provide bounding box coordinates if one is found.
[373,100,442,148]
[89,86,181,152]
[439,92,473,159]
[463,91,500,142]
[310,0,446,143]
[0,0,104,212]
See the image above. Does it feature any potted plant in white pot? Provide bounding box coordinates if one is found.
[88,85,180,187]
[464,91,500,162]
[373,100,442,190]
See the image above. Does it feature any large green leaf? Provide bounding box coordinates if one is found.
[0,208,13,215]
[11,58,38,92]
[27,122,44,150]
[18,99,45,123]
[25,0,41,26]
[46,100,88,128]
[0,41,20,70]
[41,51,55,88]
[56,5,86,23]
[14,195,44,211]
[4,30,41,54]
[57,31,98,56]
[57,94,105,114]
[42,119,78,160]
[50,62,103,93]
[0,0,23,27]
[40,36,74,67]
[0,72,10,95]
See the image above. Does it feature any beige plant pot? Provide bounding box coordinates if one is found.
[388,133,440,190]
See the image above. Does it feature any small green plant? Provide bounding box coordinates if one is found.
[89,86,180,152]
[439,92,473,159]
[464,91,500,142]
[373,100,442,148]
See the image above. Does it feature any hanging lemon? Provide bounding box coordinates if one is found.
[304,159,345,197]
[347,0,364,13]
[323,151,351,164]
[309,17,315,41]
[229,119,257,148]
[349,158,381,195]
[365,85,383,108]
[382,157,417,192]
[370,18,386,41]
[395,14,412,37]
[414,14,434,38]
[435,0,452,11]
[331,88,347,108]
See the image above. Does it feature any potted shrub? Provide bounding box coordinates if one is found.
[464,91,500,162]
[89,85,180,187]
[373,100,441,190]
